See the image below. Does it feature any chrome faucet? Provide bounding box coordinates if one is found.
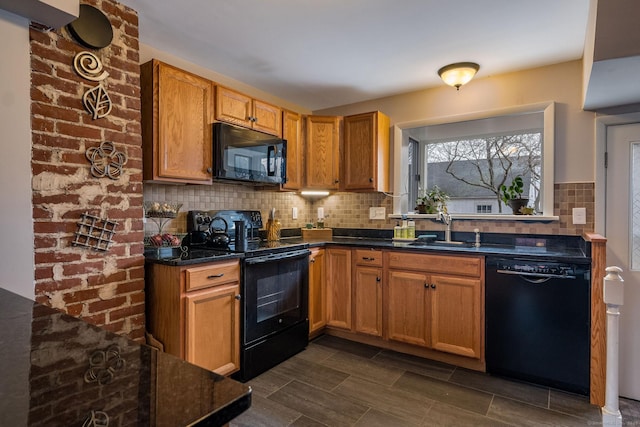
[437,211,452,242]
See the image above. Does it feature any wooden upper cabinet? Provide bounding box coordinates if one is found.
[215,86,282,137]
[306,115,341,190]
[141,59,213,184]
[343,111,390,192]
[282,110,303,190]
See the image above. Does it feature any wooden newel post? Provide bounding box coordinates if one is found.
[602,266,624,426]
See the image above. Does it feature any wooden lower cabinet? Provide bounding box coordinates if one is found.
[325,247,352,330]
[386,269,430,347]
[353,250,383,337]
[308,248,326,337]
[184,283,240,376]
[146,259,241,376]
[385,252,483,359]
[429,274,482,358]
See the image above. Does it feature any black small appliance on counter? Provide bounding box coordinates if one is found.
[186,210,310,381]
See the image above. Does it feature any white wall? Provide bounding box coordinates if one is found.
[315,61,596,184]
[0,9,35,299]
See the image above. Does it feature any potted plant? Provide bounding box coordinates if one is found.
[416,185,449,214]
[500,176,530,214]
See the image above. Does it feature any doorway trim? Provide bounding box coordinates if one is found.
[595,112,640,234]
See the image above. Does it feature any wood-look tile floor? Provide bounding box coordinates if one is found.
[231,335,640,427]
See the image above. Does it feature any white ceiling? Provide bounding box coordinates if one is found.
[119,0,590,111]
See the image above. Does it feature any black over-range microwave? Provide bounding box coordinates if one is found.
[213,122,286,185]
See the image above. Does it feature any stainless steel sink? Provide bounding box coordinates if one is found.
[409,240,473,248]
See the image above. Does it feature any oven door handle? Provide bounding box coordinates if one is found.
[244,249,310,265]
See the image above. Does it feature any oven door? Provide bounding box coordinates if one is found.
[242,249,309,345]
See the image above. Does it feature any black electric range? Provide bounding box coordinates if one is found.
[187,209,310,382]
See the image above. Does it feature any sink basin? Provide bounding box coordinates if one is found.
[410,240,473,248]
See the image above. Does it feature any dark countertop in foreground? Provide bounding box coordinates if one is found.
[0,287,251,426]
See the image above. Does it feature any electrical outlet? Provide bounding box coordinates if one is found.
[572,207,586,225]
[292,207,298,219]
[369,207,386,220]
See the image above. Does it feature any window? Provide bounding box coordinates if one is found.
[423,130,542,214]
[395,102,555,217]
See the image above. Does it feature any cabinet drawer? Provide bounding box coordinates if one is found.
[185,260,240,291]
[386,252,482,277]
[354,249,383,266]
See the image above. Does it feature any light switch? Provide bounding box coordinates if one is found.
[292,207,298,219]
[572,207,586,225]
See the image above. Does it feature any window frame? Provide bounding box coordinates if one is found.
[392,102,557,220]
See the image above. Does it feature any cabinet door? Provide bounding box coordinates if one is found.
[142,60,213,183]
[306,116,340,189]
[184,283,241,376]
[326,247,352,330]
[353,265,383,337]
[308,248,326,336]
[253,99,282,137]
[282,110,302,190]
[386,269,430,347]
[430,275,482,359]
[215,86,252,128]
[343,111,390,192]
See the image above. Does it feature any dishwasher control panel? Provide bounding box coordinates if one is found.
[488,258,589,279]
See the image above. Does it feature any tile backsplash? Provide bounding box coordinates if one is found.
[144,182,595,237]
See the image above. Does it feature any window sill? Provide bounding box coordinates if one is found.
[389,213,559,223]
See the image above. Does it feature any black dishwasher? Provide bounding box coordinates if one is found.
[485,257,591,395]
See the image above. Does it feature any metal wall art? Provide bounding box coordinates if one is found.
[84,344,125,385]
[86,141,127,179]
[72,212,118,251]
[73,51,112,119]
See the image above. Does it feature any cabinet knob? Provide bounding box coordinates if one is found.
[369,177,373,183]
[424,283,429,288]
[310,259,316,263]
[206,167,213,173]
[235,294,241,300]
[431,284,436,289]
[376,277,381,282]
[334,179,340,184]
[207,273,224,279]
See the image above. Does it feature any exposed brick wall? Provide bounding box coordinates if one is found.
[30,0,145,341]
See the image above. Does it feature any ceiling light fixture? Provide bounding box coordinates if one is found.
[437,62,480,90]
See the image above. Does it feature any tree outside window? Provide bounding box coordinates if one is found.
[423,131,542,214]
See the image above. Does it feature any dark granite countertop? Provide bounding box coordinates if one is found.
[0,288,251,426]
[321,236,589,262]
[144,246,243,266]
[144,230,590,265]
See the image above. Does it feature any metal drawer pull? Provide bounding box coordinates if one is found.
[362,257,376,261]
[431,284,436,289]
[235,294,241,300]
[207,273,224,279]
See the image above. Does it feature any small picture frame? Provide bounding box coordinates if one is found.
[234,154,251,179]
